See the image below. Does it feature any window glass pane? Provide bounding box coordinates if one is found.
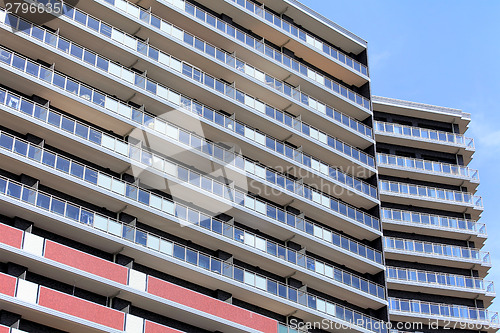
[0,134,13,150]
[12,55,26,70]
[57,38,70,53]
[26,62,39,77]
[56,157,70,173]
[21,187,36,204]
[36,193,51,209]
[42,151,56,167]
[7,182,22,198]
[53,74,66,89]
[28,145,42,161]
[50,198,66,215]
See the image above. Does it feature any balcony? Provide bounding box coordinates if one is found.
[156,0,369,86]
[0,47,382,240]
[0,126,383,284]
[379,180,483,219]
[374,121,475,163]
[377,153,479,190]
[386,266,495,305]
[72,0,372,117]
[0,25,376,176]
[0,326,27,333]
[0,6,375,151]
[380,207,487,245]
[0,127,386,299]
[0,99,381,248]
[0,69,377,217]
[388,297,499,332]
[0,178,386,310]
[0,223,311,333]
[0,274,126,333]
[384,237,491,274]
[259,0,368,52]
[0,117,384,272]
[0,45,378,207]
[0,79,378,214]
[41,3,373,140]
[0,180,385,333]
[0,267,291,333]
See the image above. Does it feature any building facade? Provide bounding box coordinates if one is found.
[373,96,497,333]
[0,0,495,332]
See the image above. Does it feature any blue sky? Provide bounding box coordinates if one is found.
[301,0,500,312]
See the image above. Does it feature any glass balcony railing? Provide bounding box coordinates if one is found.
[0,129,385,298]
[0,88,383,265]
[0,12,376,169]
[0,43,378,204]
[388,297,499,326]
[225,0,369,77]
[0,43,376,203]
[386,266,495,294]
[379,180,483,209]
[384,237,491,266]
[116,0,373,135]
[0,105,381,242]
[95,0,371,111]
[374,121,475,149]
[0,47,381,232]
[0,8,380,201]
[380,208,487,236]
[377,153,479,182]
[0,176,386,333]
[22,1,373,138]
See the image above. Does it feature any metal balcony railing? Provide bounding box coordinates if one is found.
[384,237,491,266]
[225,0,368,76]
[380,207,487,236]
[99,0,370,112]
[377,153,479,181]
[98,0,371,110]
[0,175,385,332]
[0,89,384,264]
[374,121,474,149]
[379,180,483,209]
[0,12,377,171]
[0,129,386,298]
[386,266,495,294]
[389,297,499,326]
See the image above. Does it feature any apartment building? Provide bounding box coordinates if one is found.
[373,96,497,333]
[0,0,387,332]
[0,0,495,332]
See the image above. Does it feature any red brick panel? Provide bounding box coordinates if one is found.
[147,276,278,333]
[0,223,23,248]
[144,320,184,333]
[38,287,125,330]
[0,273,17,296]
[43,240,128,284]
